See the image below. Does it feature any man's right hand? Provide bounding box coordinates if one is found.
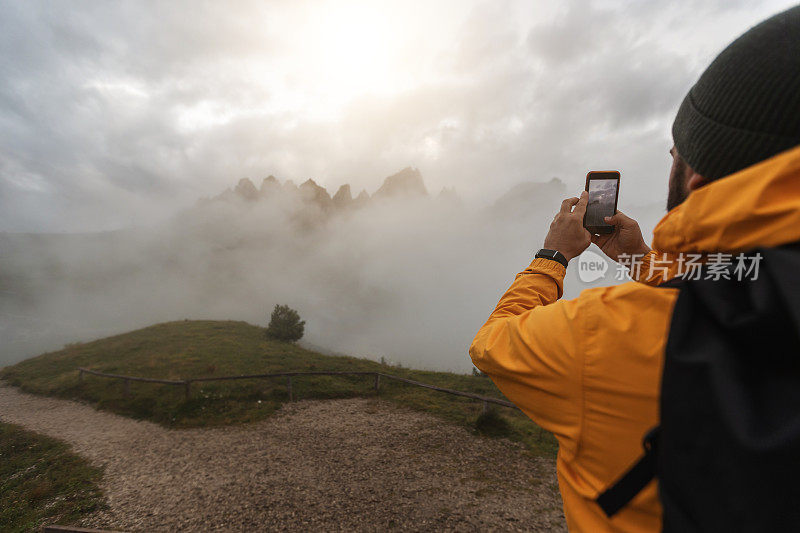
[591,211,651,263]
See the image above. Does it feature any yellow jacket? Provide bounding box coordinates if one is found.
[469,144,800,532]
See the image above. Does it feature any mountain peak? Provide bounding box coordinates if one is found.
[260,175,281,196]
[491,177,567,218]
[373,167,427,199]
[234,178,258,201]
[299,179,332,207]
[437,186,460,205]
[353,189,370,207]
[282,179,298,194]
[332,184,352,206]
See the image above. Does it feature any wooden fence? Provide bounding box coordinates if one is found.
[77,367,516,413]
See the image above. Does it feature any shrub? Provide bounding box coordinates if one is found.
[475,408,512,437]
[266,304,305,342]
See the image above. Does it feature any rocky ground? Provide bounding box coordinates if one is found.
[0,383,565,531]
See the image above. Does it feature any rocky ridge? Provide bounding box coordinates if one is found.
[212,167,439,210]
[206,166,567,219]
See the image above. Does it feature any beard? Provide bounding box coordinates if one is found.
[666,175,689,211]
[666,153,690,211]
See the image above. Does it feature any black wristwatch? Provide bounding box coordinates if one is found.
[535,248,569,268]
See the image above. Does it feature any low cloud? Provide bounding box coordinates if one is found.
[1,1,795,232]
[0,169,669,371]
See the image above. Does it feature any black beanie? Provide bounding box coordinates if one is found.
[672,5,800,181]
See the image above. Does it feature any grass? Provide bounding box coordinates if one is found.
[0,320,557,456]
[0,422,105,532]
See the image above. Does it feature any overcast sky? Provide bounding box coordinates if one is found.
[1,0,796,232]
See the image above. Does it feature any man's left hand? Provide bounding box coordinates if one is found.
[542,191,592,262]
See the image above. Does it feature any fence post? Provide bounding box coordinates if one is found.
[71,368,517,419]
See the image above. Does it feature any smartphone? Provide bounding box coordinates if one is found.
[584,171,620,234]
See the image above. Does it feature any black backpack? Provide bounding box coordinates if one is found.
[596,244,800,531]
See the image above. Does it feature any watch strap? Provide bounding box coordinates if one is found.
[535,248,569,268]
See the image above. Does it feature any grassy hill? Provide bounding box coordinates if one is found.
[1,422,105,532]
[0,320,556,455]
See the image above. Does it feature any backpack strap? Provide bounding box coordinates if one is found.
[596,426,660,517]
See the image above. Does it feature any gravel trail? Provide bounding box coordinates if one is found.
[0,383,565,531]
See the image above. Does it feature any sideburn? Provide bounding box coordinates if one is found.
[667,155,691,211]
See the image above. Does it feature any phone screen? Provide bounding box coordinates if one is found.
[585,173,619,232]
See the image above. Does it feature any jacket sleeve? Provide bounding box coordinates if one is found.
[633,250,681,286]
[469,257,584,447]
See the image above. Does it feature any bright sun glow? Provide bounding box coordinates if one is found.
[318,6,392,88]
[293,2,401,115]
[251,0,426,121]
[173,1,468,130]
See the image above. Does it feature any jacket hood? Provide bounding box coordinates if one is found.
[653,144,800,253]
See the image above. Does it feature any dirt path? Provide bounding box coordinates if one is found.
[0,384,565,531]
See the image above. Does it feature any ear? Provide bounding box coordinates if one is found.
[687,172,710,191]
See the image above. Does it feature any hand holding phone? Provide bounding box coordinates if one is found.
[584,171,620,235]
[542,191,592,262]
[591,210,651,263]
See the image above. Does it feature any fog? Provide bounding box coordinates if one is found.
[0,168,667,371]
[2,1,793,370]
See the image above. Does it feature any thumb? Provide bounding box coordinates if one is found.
[573,190,589,216]
[604,210,631,226]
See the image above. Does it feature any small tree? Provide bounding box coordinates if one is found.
[266,304,305,342]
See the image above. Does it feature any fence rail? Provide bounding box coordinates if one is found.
[77,367,516,412]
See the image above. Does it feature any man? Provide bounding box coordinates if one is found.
[469,6,800,532]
